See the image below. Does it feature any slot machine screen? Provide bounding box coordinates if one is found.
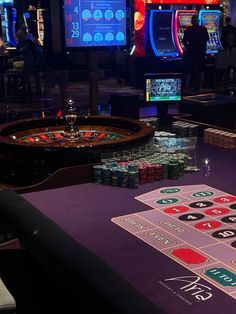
[64,0,126,48]
[149,10,178,57]
[175,10,197,55]
[145,73,182,103]
[199,10,222,54]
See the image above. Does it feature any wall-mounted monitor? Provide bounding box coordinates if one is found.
[145,73,182,103]
[63,0,126,48]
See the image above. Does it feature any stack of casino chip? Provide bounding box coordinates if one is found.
[102,167,111,185]
[161,161,169,179]
[128,164,139,189]
[119,168,129,188]
[204,128,236,149]
[168,161,180,179]
[110,168,120,187]
[139,152,188,180]
[178,159,185,177]
[154,163,163,181]
[172,121,199,137]
[138,165,147,184]
[93,165,103,184]
[146,164,155,182]
[93,151,189,188]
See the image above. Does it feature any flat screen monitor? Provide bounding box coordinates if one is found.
[63,0,126,48]
[145,73,182,103]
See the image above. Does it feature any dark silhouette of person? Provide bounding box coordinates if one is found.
[183,15,209,93]
[8,28,36,72]
[220,16,236,50]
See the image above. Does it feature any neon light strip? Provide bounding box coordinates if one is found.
[171,11,178,56]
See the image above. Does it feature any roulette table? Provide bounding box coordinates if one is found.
[0,139,236,314]
[0,116,154,185]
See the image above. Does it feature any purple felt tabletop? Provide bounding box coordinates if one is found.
[21,139,236,314]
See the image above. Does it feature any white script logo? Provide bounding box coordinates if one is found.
[165,276,213,301]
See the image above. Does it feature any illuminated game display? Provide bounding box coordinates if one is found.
[134,0,220,57]
[64,0,126,48]
[149,10,179,58]
[145,73,182,102]
[174,10,198,55]
[112,184,236,301]
[199,10,223,54]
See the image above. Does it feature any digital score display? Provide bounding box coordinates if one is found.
[64,0,126,48]
[149,10,178,58]
[199,10,222,54]
[174,10,197,55]
[145,75,182,102]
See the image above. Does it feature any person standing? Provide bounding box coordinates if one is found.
[220,16,236,50]
[183,15,209,93]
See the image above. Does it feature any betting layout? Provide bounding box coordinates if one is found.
[112,184,236,299]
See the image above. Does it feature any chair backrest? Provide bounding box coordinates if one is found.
[214,49,230,69]
[229,47,236,68]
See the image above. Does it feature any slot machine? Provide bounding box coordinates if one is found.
[134,0,221,58]
[199,10,223,54]
[146,7,179,58]
[174,10,198,55]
